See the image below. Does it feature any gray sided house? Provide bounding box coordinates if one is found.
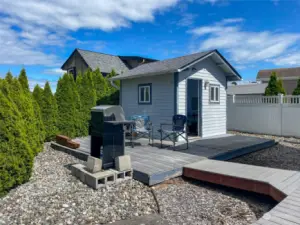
[227,83,267,97]
[257,67,300,95]
[61,48,156,79]
[110,50,241,138]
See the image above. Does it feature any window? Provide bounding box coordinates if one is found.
[209,84,220,103]
[138,84,152,104]
[67,67,77,79]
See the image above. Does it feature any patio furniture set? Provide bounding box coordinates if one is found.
[128,114,189,150]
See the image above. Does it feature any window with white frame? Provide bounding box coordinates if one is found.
[209,84,220,103]
[138,84,152,104]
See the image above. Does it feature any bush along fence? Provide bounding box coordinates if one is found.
[227,94,300,138]
[0,68,118,196]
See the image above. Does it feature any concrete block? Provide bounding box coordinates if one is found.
[85,170,116,189]
[86,156,102,173]
[110,169,133,182]
[71,164,86,182]
[115,155,131,171]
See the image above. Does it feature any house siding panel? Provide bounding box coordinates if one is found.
[177,58,227,138]
[121,74,174,138]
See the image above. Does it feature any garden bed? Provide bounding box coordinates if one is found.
[229,131,300,170]
[152,178,276,225]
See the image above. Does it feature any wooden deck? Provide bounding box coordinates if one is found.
[51,134,275,186]
[183,160,300,225]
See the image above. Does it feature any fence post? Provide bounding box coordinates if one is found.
[278,94,283,104]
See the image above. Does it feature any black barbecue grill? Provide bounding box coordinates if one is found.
[89,105,134,169]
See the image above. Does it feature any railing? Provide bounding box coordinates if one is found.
[231,95,300,104]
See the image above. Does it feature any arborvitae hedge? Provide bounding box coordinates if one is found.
[18,68,30,91]
[0,87,34,196]
[56,74,80,138]
[93,68,108,105]
[33,84,44,106]
[4,75,43,155]
[41,82,58,141]
[265,72,286,96]
[77,70,96,136]
[293,79,300,95]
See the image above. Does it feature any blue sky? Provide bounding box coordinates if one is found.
[0,0,300,91]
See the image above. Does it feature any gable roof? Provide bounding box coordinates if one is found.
[110,49,241,81]
[61,49,129,74]
[257,67,300,80]
[77,49,129,74]
[227,83,267,95]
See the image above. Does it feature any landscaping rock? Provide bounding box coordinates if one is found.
[0,143,157,225]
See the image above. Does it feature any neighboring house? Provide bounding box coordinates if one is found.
[257,67,300,95]
[227,83,267,96]
[110,49,241,138]
[61,48,156,79]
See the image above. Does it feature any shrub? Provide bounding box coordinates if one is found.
[56,74,80,138]
[0,89,34,196]
[76,70,96,136]
[265,72,286,96]
[93,68,108,104]
[41,82,58,141]
[293,78,300,95]
[4,74,44,155]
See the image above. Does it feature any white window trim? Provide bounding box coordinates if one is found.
[138,84,151,104]
[209,84,220,103]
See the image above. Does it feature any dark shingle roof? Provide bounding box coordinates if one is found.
[257,67,300,80]
[111,50,214,80]
[77,49,128,74]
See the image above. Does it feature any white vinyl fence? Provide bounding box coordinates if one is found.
[227,95,300,137]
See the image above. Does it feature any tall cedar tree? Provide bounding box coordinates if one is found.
[76,70,96,136]
[277,79,286,95]
[18,68,30,91]
[0,85,34,196]
[4,73,43,155]
[18,69,45,146]
[93,68,108,105]
[293,78,300,95]
[32,84,44,106]
[42,82,58,141]
[56,74,80,138]
[265,72,285,96]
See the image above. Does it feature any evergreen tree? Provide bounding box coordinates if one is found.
[104,69,120,105]
[56,74,80,138]
[76,70,96,136]
[0,88,34,196]
[93,68,108,105]
[265,72,280,96]
[18,68,30,92]
[41,82,58,141]
[293,78,300,95]
[32,84,44,106]
[277,78,286,95]
[5,71,13,83]
[4,76,43,155]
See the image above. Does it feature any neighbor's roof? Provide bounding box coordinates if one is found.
[110,49,241,81]
[227,83,267,95]
[77,49,128,74]
[257,67,300,80]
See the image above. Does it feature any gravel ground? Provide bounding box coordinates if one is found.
[153,178,276,225]
[229,131,300,170]
[0,143,157,225]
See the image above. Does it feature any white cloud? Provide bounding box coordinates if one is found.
[43,68,65,75]
[268,53,300,66]
[29,79,58,92]
[0,0,179,66]
[177,13,198,27]
[189,19,300,66]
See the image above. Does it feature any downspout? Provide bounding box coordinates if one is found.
[110,80,120,90]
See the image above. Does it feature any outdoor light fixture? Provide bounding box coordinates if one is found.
[204,80,210,89]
